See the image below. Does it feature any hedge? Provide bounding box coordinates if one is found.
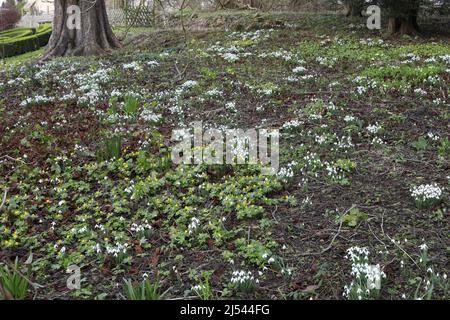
[0,24,52,58]
[0,28,33,40]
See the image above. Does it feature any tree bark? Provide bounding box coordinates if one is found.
[42,0,121,60]
[387,14,420,35]
[344,1,362,17]
[345,5,362,17]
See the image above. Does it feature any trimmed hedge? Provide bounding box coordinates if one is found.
[0,24,52,58]
[0,27,33,39]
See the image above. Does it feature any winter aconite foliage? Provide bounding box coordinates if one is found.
[0,12,449,300]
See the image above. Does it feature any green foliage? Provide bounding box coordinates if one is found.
[123,277,162,300]
[237,204,264,220]
[362,64,444,86]
[340,207,368,227]
[438,137,449,158]
[412,136,428,153]
[192,272,213,300]
[96,136,122,161]
[0,257,30,300]
[123,95,140,118]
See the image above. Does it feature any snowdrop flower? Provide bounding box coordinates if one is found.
[367,123,382,134]
[414,88,427,96]
[222,52,240,62]
[122,61,142,72]
[293,66,307,74]
[411,184,442,202]
[188,217,200,234]
[225,101,237,112]
[146,60,160,67]
[427,132,440,141]
[344,115,356,122]
[371,137,385,145]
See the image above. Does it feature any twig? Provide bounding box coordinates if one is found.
[0,188,7,211]
[298,205,354,257]
[0,155,26,163]
[271,205,278,222]
[379,211,421,270]
[318,219,343,254]
[367,218,387,248]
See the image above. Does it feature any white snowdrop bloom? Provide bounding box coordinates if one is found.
[93,243,102,254]
[293,66,307,74]
[60,92,76,102]
[411,184,442,202]
[130,222,152,234]
[277,166,294,181]
[20,95,54,107]
[414,88,427,96]
[427,132,440,141]
[286,76,299,82]
[282,119,302,130]
[225,101,237,112]
[230,270,259,288]
[344,115,356,122]
[122,61,142,71]
[315,134,328,145]
[419,243,429,251]
[432,98,444,106]
[140,109,162,123]
[188,217,200,234]
[371,137,385,145]
[182,80,198,89]
[356,86,367,95]
[222,52,240,62]
[206,88,223,97]
[105,242,129,257]
[367,123,382,134]
[440,55,450,64]
[146,60,160,67]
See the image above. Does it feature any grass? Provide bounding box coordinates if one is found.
[0,47,44,66]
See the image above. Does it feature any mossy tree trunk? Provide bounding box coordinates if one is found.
[42,0,121,60]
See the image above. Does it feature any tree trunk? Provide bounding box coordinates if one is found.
[387,6,420,36]
[344,1,362,17]
[42,0,121,60]
[387,14,420,35]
